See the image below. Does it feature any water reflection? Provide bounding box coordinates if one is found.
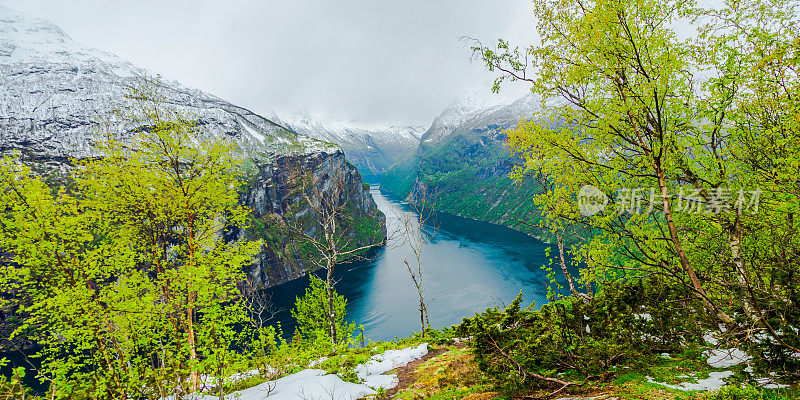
[265,186,560,342]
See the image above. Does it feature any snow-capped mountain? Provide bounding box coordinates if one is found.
[0,5,332,171]
[0,6,383,289]
[382,91,555,239]
[278,112,425,179]
[419,92,508,145]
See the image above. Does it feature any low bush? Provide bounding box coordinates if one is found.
[456,278,703,396]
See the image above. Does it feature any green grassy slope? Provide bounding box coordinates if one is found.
[382,125,551,241]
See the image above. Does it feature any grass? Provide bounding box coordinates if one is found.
[208,328,799,400]
[395,346,498,400]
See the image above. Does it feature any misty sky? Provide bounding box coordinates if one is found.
[1,0,536,126]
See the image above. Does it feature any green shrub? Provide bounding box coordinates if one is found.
[0,359,33,400]
[291,275,356,344]
[456,279,701,394]
[709,386,763,400]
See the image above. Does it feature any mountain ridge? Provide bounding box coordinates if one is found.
[0,5,338,171]
[0,5,384,289]
[382,92,556,240]
[278,111,426,180]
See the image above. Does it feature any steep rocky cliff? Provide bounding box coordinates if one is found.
[238,150,385,286]
[0,6,385,289]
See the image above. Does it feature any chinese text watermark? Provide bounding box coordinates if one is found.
[578,185,761,217]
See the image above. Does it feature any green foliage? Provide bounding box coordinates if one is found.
[709,386,764,400]
[383,129,554,241]
[469,0,800,382]
[457,279,701,394]
[0,79,261,399]
[291,275,356,345]
[673,385,800,400]
[0,359,31,400]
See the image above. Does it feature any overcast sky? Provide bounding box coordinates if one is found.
[1,0,536,126]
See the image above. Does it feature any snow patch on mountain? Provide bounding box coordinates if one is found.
[278,111,424,148]
[420,92,509,144]
[0,5,334,169]
[278,111,425,177]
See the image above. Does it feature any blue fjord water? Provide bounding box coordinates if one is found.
[266,186,558,342]
[0,186,560,391]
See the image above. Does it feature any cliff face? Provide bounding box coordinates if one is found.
[238,150,385,287]
[0,6,385,289]
[383,94,553,241]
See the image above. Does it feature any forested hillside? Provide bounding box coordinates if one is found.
[0,5,385,290]
[382,94,559,240]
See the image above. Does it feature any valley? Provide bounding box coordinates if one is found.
[1,2,799,400]
[263,186,564,342]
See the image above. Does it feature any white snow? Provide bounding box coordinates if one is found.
[198,368,260,388]
[242,123,266,143]
[362,374,399,390]
[754,377,790,389]
[646,329,790,392]
[635,313,652,321]
[195,369,375,400]
[647,371,734,392]
[703,332,720,346]
[354,343,428,380]
[0,5,327,164]
[278,111,425,151]
[308,356,328,368]
[705,348,751,368]
[191,343,429,399]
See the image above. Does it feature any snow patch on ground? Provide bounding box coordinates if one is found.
[355,343,428,380]
[308,356,328,368]
[647,371,734,391]
[754,377,790,389]
[193,343,429,399]
[634,313,652,321]
[703,332,720,346]
[362,374,399,390]
[195,369,375,400]
[705,348,751,368]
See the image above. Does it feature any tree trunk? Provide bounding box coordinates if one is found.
[423,301,430,331]
[556,228,592,302]
[404,258,429,336]
[656,168,734,325]
[556,229,579,297]
[419,298,426,337]
[187,304,199,392]
[326,261,338,347]
[728,217,759,322]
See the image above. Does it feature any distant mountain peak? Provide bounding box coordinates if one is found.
[0,5,334,168]
[421,92,505,144]
[277,112,425,177]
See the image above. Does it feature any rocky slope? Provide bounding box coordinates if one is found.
[278,112,425,181]
[237,150,386,286]
[382,93,555,240]
[0,5,385,288]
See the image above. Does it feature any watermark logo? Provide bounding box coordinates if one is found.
[578,185,608,216]
[578,185,762,217]
[616,187,761,215]
[576,186,762,216]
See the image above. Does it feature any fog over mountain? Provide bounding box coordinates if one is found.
[0,0,536,127]
[277,112,426,180]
